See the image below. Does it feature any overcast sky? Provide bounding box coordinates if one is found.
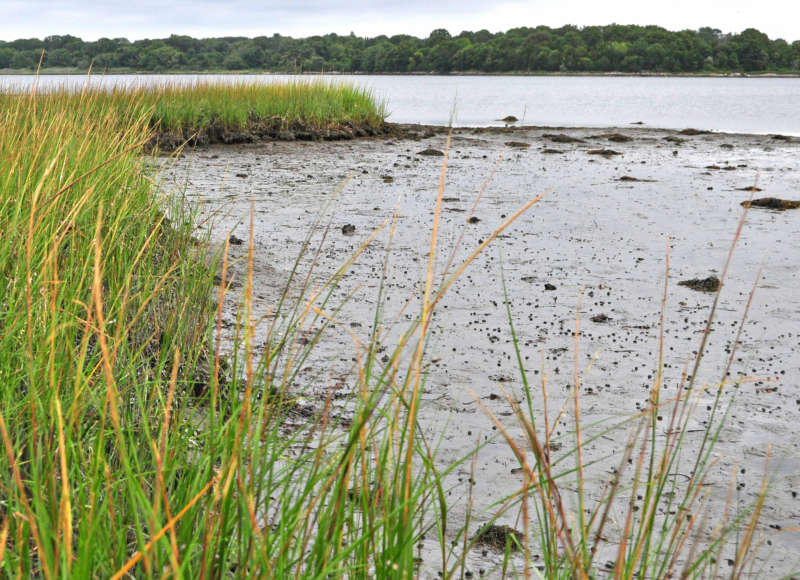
[1,0,798,42]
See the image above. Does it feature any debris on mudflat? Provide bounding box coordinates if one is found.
[541,148,563,154]
[544,283,557,291]
[499,115,519,123]
[679,128,712,135]
[543,133,586,143]
[417,148,444,156]
[504,141,530,148]
[771,134,792,141]
[381,175,394,183]
[472,524,524,552]
[663,136,686,143]
[341,224,356,235]
[228,234,244,245]
[591,313,611,323]
[741,197,800,210]
[467,216,481,224]
[588,148,622,157]
[678,275,721,292]
[737,186,762,192]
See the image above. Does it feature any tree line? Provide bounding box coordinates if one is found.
[2,25,799,74]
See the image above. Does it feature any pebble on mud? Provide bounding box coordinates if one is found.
[417,148,445,156]
[341,224,356,235]
[741,197,800,210]
[472,524,523,552]
[678,275,721,292]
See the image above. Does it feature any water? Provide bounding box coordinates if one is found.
[3,73,800,135]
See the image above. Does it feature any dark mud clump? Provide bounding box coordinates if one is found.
[499,115,519,123]
[591,313,611,323]
[678,275,721,292]
[588,149,622,157]
[541,148,563,154]
[771,134,793,141]
[467,216,481,224]
[663,136,686,144]
[594,132,633,142]
[341,224,356,235]
[618,175,656,182]
[417,147,445,156]
[679,128,712,136]
[737,186,763,192]
[504,141,530,148]
[544,283,557,291]
[473,524,523,552]
[543,133,586,143]
[741,197,800,210]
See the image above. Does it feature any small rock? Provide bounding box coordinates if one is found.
[341,224,356,235]
[544,283,557,291]
[678,276,721,292]
[417,148,444,156]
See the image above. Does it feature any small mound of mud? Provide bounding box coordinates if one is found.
[663,136,686,144]
[417,148,445,156]
[588,149,622,157]
[473,524,523,552]
[741,197,800,210]
[679,128,712,136]
[498,115,519,123]
[771,134,792,141]
[543,133,586,143]
[678,276,720,292]
[504,141,530,148]
[541,148,563,154]
[341,224,356,235]
[593,132,633,142]
[618,175,656,182]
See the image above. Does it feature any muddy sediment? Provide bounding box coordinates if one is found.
[160,125,800,577]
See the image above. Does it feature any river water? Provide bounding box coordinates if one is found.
[3,73,800,135]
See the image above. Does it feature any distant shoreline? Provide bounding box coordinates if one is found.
[2,69,800,79]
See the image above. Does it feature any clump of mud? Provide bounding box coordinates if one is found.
[472,524,523,552]
[678,275,721,292]
[588,149,622,157]
[741,197,800,210]
[543,133,586,143]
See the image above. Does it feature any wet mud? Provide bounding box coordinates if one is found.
[160,126,800,577]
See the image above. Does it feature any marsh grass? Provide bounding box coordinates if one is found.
[0,81,781,579]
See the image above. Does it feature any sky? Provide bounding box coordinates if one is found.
[1,0,798,42]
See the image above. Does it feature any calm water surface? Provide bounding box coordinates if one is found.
[3,73,800,135]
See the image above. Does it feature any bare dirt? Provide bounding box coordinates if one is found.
[159,126,800,578]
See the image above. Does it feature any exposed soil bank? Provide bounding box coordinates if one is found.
[161,126,800,577]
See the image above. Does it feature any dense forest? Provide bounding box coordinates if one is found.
[1,25,799,74]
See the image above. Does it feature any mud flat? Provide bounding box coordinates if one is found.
[161,126,800,576]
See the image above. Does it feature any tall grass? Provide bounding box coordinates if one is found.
[0,84,780,579]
